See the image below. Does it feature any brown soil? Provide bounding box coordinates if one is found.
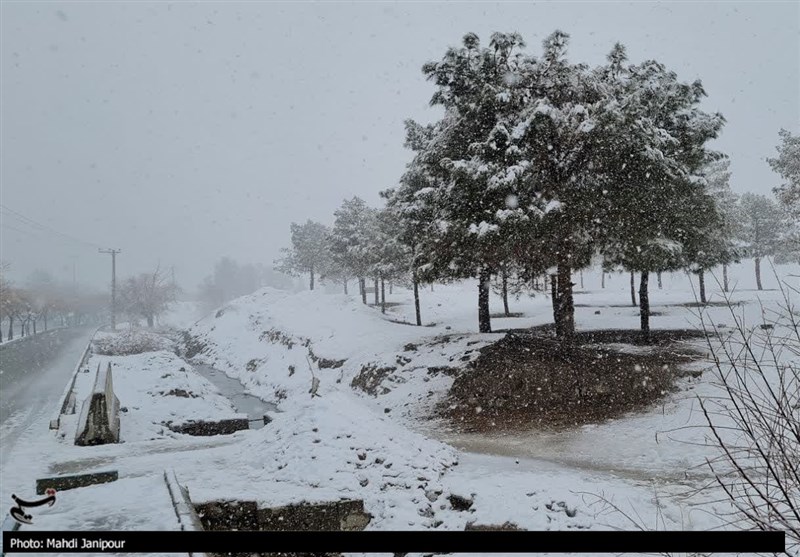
[438,328,706,433]
[490,312,525,318]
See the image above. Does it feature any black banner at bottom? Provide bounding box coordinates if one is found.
[2,530,786,554]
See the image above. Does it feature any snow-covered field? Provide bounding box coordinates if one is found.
[4,258,798,556]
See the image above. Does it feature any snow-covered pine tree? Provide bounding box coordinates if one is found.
[774,207,800,265]
[768,129,800,264]
[410,32,538,333]
[703,158,743,291]
[509,35,724,339]
[768,129,800,220]
[371,207,413,314]
[402,30,726,337]
[679,182,731,304]
[274,220,332,291]
[328,197,380,304]
[505,31,605,339]
[686,157,743,296]
[586,41,725,331]
[739,193,783,290]
[382,121,452,326]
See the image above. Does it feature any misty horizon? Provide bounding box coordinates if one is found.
[2,1,798,292]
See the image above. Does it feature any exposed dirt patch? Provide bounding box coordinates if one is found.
[181,331,207,359]
[162,388,198,398]
[571,328,706,346]
[490,312,525,318]
[351,364,398,396]
[438,328,706,432]
[369,301,404,308]
[316,357,346,369]
[386,318,437,327]
[673,301,743,308]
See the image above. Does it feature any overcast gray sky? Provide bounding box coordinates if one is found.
[2,1,798,292]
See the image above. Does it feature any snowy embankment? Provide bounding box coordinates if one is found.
[180,287,642,530]
[179,278,738,531]
[57,331,244,443]
[185,288,499,421]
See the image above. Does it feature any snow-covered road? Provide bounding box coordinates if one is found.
[0,327,95,476]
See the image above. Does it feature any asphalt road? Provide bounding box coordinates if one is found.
[0,327,95,470]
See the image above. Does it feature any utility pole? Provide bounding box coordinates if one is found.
[69,255,78,290]
[99,248,121,330]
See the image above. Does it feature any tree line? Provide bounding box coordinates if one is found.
[0,265,107,341]
[276,31,799,340]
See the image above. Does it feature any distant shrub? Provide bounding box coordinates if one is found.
[93,330,174,356]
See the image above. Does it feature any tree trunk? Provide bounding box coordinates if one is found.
[147,315,154,328]
[601,271,605,289]
[657,271,663,290]
[380,277,386,314]
[44,314,48,331]
[360,278,367,304]
[413,273,421,326]
[33,320,37,335]
[8,316,13,340]
[723,263,729,292]
[309,265,314,291]
[630,271,637,306]
[389,282,393,295]
[550,273,560,336]
[431,283,434,292]
[374,278,379,305]
[698,269,707,304]
[0,323,3,343]
[502,268,510,317]
[755,257,763,290]
[343,279,348,295]
[478,267,492,333]
[580,269,584,290]
[543,274,548,293]
[556,260,575,339]
[639,271,650,338]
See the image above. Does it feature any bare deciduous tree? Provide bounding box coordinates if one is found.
[698,276,799,553]
[120,265,179,328]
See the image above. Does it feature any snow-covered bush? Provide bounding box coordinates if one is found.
[93,330,174,356]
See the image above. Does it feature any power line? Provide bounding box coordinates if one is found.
[1,223,36,236]
[1,222,81,246]
[0,204,105,250]
[1,204,103,249]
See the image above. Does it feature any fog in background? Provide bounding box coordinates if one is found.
[2,1,798,293]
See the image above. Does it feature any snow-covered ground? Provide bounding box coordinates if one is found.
[3,258,797,556]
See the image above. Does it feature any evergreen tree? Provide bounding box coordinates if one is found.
[704,158,744,291]
[275,220,332,291]
[768,129,800,219]
[511,35,723,339]
[328,197,379,304]
[398,30,724,337]
[774,207,800,265]
[411,32,536,332]
[767,129,800,264]
[382,122,453,326]
[739,193,783,290]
